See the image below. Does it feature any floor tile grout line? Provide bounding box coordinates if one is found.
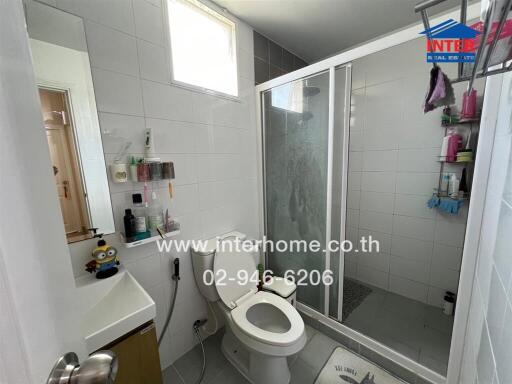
[171,363,186,384]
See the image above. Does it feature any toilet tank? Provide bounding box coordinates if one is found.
[191,248,220,302]
[190,231,247,302]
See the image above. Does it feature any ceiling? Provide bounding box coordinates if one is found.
[215,0,464,63]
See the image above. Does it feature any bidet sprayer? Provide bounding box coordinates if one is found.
[173,258,180,280]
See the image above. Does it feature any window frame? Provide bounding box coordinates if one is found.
[164,0,240,100]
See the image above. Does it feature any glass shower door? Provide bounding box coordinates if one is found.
[263,71,330,313]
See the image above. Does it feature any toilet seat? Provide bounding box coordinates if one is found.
[213,241,305,349]
[231,291,304,347]
[214,247,259,309]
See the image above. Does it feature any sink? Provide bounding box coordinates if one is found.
[76,266,156,352]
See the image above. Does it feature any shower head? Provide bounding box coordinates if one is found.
[303,86,320,97]
[299,111,314,123]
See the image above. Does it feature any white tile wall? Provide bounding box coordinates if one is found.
[61,0,259,370]
[347,37,485,306]
[460,72,512,384]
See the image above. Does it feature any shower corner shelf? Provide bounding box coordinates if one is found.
[437,192,470,200]
[119,227,180,248]
[441,117,481,127]
[438,160,474,164]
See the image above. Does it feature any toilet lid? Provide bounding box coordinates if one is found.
[214,248,258,309]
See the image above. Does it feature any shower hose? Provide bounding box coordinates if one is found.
[157,258,207,384]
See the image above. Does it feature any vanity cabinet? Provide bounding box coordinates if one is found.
[100,321,163,384]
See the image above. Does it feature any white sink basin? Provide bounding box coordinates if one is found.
[76,266,156,352]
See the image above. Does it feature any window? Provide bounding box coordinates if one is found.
[167,0,238,96]
[271,82,303,113]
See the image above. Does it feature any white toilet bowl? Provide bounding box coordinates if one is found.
[191,232,307,384]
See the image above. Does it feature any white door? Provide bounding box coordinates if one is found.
[0,1,88,382]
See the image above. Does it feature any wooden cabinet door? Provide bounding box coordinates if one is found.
[107,322,163,384]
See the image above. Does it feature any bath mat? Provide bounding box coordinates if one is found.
[314,346,406,384]
[342,278,372,321]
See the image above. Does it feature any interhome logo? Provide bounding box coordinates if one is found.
[420,19,481,63]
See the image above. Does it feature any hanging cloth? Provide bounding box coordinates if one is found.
[428,68,446,105]
[433,73,455,107]
[423,65,439,113]
[424,66,456,112]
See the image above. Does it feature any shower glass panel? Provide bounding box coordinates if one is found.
[263,71,330,313]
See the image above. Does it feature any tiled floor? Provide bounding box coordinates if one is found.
[163,325,348,384]
[162,286,452,383]
[343,283,454,376]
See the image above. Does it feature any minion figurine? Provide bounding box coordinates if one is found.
[86,234,120,279]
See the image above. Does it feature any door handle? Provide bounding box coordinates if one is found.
[46,351,118,384]
[63,180,69,198]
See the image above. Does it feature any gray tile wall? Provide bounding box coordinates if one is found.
[460,71,512,384]
[253,31,307,84]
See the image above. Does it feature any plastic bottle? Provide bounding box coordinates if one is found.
[447,134,463,162]
[123,209,136,239]
[443,292,455,315]
[449,174,460,197]
[440,135,451,161]
[132,193,147,233]
[440,173,450,195]
[147,191,163,231]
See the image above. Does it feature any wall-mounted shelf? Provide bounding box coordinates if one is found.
[437,193,470,201]
[119,228,180,248]
[441,117,481,127]
[438,160,474,164]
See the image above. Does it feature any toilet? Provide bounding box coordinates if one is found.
[191,231,307,384]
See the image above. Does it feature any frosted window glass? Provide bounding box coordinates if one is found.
[168,0,238,96]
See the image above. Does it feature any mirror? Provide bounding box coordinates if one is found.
[26,1,115,242]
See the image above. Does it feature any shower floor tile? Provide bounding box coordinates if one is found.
[343,283,453,376]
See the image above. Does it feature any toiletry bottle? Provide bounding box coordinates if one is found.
[440,135,451,161]
[123,209,136,239]
[440,173,450,195]
[449,174,460,198]
[147,191,163,231]
[443,292,455,315]
[460,168,468,194]
[462,89,477,118]
[130,156,138,182]
[447,134,463,162]
[132,193,147,233]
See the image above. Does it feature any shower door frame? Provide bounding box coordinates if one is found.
[255,4,482,384]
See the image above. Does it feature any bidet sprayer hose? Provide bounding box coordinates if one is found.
[158,260,179,346]
[193,323,207,384]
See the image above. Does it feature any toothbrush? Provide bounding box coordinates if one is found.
[144,183,150,205]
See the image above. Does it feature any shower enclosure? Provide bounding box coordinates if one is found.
[257,31,478,382]
[261,65,351,320]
